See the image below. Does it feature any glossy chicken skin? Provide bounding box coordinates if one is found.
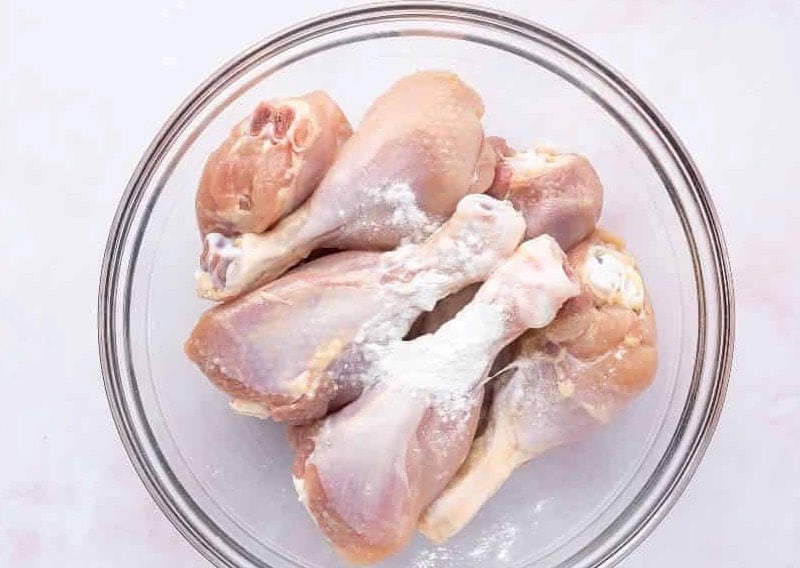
[197,71,498,301]
[419,230,657,543]
[196,91,352,235]
[185,195,525,424]
[489,143,603,250]
[289,236,579,564]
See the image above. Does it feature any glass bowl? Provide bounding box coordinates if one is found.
[98,3,734,567]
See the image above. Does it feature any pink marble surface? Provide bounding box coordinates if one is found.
[1,1,797,566]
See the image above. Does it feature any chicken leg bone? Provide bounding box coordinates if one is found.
[289,235,579,564]
[419,230,657,543]
[198,71,498,301]
[185,195,525,424]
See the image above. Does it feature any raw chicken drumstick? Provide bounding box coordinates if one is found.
[289,235,579,565]
[409,143,604,336]
[197,71,498,301]
[185,195,525,424]
[419,230,657,543]
[196,91,352,235]
[488,141,603,249]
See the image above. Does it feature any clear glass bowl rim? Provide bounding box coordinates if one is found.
[98,3,735,567]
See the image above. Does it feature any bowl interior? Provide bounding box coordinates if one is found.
[122,15,705,568]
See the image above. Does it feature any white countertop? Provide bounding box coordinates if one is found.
[1,1,797,566]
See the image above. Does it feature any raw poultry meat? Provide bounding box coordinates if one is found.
[489,142,603,250]
[419,230,657,543]
[197,71,498,301]
[408,145,603,336]
[185,195,525,424]
[181,67,660,564]
[289,235,579,564]
[196,91,352,235]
